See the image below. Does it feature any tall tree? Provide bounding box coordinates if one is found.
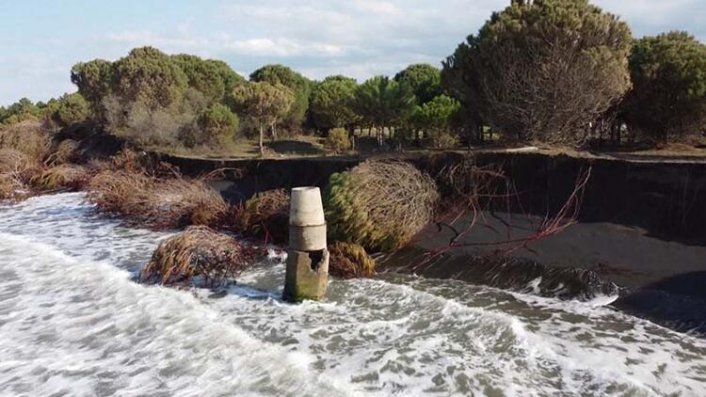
[231,82,294,156]
[411,95,460,133]
[71,59,114,113]
[353,76,416,145]
[172,54,227,104]
[623,31,706,142]
[394,64,443,104]
[207,60,246,95]
[172,55,245,104]
[111,47,188,111]
[250,65,311,131]
[443,0,632,144]
[309,75,358,132]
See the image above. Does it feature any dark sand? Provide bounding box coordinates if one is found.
[380,212,706,335]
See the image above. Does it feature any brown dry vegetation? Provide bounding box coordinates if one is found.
[87,170,229,230]
[0,122,55,201]
[140,226,260,286]
[238,189,290,243]
[29,164,92,191]
[0,121,52,163]
[0,148,32,174]
[328,242,375,279]
[47,139,81,165]
[0,174,28,201]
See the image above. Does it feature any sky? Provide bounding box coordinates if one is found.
[1,0,704,106]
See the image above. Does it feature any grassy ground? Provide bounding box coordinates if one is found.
[152,135,329,160]
[148,132,706,163]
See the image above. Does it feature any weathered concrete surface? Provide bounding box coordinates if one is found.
[283,250,329,302]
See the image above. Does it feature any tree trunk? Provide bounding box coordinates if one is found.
[270,123,277,141]
[259,125,265,157]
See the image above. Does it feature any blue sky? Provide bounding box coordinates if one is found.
[1,0,704,106]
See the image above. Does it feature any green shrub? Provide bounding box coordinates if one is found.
[196,103,239,146]
[325,128,351,153]
[324,160,438,252]
[623,31,706,142]
[48,93,91,126]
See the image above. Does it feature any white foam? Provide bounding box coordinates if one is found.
[0,193,705,396]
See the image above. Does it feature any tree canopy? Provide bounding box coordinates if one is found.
[353,76,416,133]
[309,75,358,131]
[230,82,295,155]
[0,98,42,125]
[394,64,443,104]
[111,47,189,111]
[623,31,706,141]
[172,54,245,104]
[46,93,91,127]
[443,0,632,143]
[250,64,311,131]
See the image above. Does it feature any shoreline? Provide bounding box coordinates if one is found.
[378,211,706,336]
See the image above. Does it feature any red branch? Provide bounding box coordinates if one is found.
[411,165,593,273]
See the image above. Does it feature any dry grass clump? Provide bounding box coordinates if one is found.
[140,226,259,286]
[238,189,290,243]
[47,139,81,165]
[0,148,31,174]
[29,164,92,191]
[87,170,229,229]
[325,160,439,252]
[0,120,52,163]
[328,242,375,279]
[0,148,36,202]
[0,174,28,201]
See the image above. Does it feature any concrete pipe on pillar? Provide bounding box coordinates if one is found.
[283,187,329,302]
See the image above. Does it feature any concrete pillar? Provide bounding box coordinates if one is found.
[283,187,329,302]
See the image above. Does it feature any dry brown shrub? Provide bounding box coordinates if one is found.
[87,170,152,215]
[87,170,229,230]
[328,242,375,279]
[0,174,28,201]
[0,148,40,201]
[238,189,290,243]
[0,148,31,174]
[29,164,91,191]
[0,120,52,163]
[154,178,229,228]
[140,226,259,286]
[325,160,439,251]
[106,148,180,177]
[47,139,80,165]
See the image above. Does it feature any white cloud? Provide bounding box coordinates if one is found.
[353,0,400,15]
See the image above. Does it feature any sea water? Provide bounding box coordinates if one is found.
[0,193,704,396]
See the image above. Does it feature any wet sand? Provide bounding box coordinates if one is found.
[380,211,706,335]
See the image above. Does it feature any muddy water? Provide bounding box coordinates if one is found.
[1,193,704,396]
